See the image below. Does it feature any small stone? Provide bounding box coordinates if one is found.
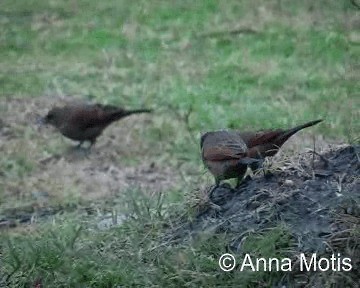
[276,198,288,205]
[246,201,261,210]
[284,179,294,186]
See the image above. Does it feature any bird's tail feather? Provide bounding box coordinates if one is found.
[281,119,323,140]
[122,109,152,116]
[109,108,152,121]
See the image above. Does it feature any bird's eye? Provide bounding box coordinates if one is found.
[46,113,54,121]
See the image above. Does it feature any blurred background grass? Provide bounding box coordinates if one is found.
[1,0,358,139]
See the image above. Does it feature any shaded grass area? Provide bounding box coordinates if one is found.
[1,190,295,287]
[2,180,358,287]
[0,0,359,286]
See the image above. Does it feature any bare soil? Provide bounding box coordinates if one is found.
[0,96,180,228]
[195,145,359,249]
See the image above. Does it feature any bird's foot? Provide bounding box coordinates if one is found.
[264,170,274,179]
[67,143,91,158]
[219,182,232,189]
[76,141,94,155]
[75,141,84,149]
[252,167,273,179]
[236,175,252,188]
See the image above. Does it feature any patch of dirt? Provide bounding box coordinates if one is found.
[0,96,180,227]
[202,145,359,248]
[190,145,359,244]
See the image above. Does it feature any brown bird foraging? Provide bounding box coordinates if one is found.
[200,130,259,187]
[201,119,323,189]
[41,103,151,147]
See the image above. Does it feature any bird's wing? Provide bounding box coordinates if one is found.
[93,104,122,113]
[202,132,247,161]
[68,105,105,129]
[239,129,283,148]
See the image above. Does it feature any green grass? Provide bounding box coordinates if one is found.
[0,0,359,286]
[1,190,294,287]
[1,0,358,139]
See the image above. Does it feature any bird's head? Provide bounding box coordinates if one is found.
[200,132,209,148]
[39,107,63,127]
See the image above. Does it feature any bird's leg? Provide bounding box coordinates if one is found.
[249,157,265,177]
[78,139,95,157]
[262,166,267,177]
[236,176,243,188]
[236,173,252,188]
[77,141,84,149]
[88,138,97,150]
[208,179,220,200]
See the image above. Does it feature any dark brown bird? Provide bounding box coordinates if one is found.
[201,119,323,188]
[41,103,151,147]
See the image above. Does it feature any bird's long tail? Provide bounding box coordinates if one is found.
[280,119,323,141]
[246,119,323,158]
[122,109,152,116]
[109,108,152,122]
